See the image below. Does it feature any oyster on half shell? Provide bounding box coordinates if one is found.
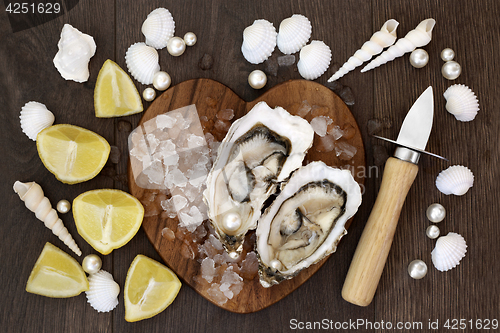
[203,101,314,256]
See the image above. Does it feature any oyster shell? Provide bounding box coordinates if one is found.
[256,161,362,287]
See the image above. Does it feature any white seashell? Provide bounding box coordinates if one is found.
[328,19,399,81]
[297,40,332,80]
[20,101,55,141]
[142,8,175,49]
[435,165,474,196]
[443,84,479,122]
[277,14,312,54]
[361,18,435,73]
[125,42,161,85]
[86,270,120,312]
[431,232,467,272]
[241,19,277,64]
[53,24,96,83]
[13,181,81,256]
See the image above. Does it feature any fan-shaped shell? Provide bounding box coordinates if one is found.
[142,8,175,49]
[435,165,474,196]
[20,102,55,141]
[297,40,332,80]
[86,270,120,312]
[443,84,479,122]
[241,19,277,64]
[125,42,161,85]
[431,232,467,272]
[277,14,312,54]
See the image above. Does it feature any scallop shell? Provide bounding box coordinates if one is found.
[53,24,96,82]
[125,42,161,85]
[86,270,120,312]
[142,8,175,49]
[297,40,332,80]
[277,14,312,54]
[431,232,467,272]
[435,165,474,196]
[241,19,277,64]
[20,101,55,141]
[443,84,479,122]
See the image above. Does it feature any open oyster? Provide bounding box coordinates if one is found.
[256,161,362,287]
[204,101,314,256]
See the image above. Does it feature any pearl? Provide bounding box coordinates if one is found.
[228,251,240,260]
[442,61,461,80]
[426,203,446,223]
[270,259,282,271]
[248,70,267,89]
[222,213,241,232]
[143,87,156,102]
[440,48,455,62]
[153,71,171,91]
[167,37,186,56]
[82,254,102,274]
[409,49,429,68]
[56,199,71,214]
[426,225,440,239]
[183,32,197,47]
[408,259,427,279]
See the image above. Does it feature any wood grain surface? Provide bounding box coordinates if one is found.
[1,0,499,332]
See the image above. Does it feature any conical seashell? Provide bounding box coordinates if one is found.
[443,84,479,122]
[431,232,467,272]
[241,19,277,64]
[13,181,81,256]
[86,270,120,312]
[277,14,312,54]
[53,24,96,82]
[328,19,399,81]
[435,165,474,196]
[125,42,161,85]
[297,40,332,80]
[20,101,55,141]
[142,8,175,49]
[361,18,436,73]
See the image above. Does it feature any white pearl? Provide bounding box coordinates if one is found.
[270,259,282,271]
[167,37,186,56]
[153,71,171,91]
[222,213,241,232]
[426,225,440,239]
[183,32,197,47]
[228,251,240,260]
[56,199,71,214]
[143,87,156,102]
[441,48,455,61]
[408,259,427,279]
[409,49,429,68]
[442,61,461,80]
[82,254,102,274]
[248,70,267,89]
[426,203,446,223]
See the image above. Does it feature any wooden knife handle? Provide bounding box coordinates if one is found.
[342,156,419,306]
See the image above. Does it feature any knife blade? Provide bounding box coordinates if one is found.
[341,87,434,307]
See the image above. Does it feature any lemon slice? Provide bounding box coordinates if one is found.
[37,124,110,184]
[124,255,181,322]
[26,242,88,298]
[95,59,143,117]
[73,189,144,255]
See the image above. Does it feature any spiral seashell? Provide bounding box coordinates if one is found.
[125,42,161,85]
[53,24,96,83]
[13,181,81,256]
[277,14,312,54]
[361,18,436,73]
[142,8,175,49]
[431,232,467,272]
[435,165,474,196]
[328,19,399,81]
[20,101,55,141]
[297,40,332,80]
[443,84,479,122]
[241,19,277,64]
[86,270,120,312]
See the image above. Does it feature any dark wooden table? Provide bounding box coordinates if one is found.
[1,1,499,332]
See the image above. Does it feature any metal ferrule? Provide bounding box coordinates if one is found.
[393,146,421,164]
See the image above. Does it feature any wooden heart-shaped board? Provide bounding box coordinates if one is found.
[127,79,365,313]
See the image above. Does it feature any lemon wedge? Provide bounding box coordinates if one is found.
[124,255,181,322]
[94,59,143,117]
